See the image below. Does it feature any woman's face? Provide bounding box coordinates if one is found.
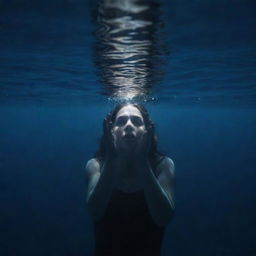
[111,105,146,154]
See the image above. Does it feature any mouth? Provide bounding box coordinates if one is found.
[123,133,136,140]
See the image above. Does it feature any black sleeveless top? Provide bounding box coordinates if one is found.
[93,156,166,256]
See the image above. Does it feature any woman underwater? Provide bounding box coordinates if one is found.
[85,103,175,256]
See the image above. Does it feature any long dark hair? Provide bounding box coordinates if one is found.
[94,103,163,168]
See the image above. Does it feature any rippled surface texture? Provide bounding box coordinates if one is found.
[93,0,167,100]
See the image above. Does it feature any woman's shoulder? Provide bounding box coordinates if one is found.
[85,158,101,173]
[154,154,174,166]
[154,155,175,177]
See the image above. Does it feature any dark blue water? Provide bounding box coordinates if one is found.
[1,0,256,255]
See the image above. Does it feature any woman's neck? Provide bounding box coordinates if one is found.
[117,158,149,179]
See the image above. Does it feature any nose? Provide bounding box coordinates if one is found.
[124,119,134,132]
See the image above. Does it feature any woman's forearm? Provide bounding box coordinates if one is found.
[86,159,118,221]
[140,160,174,227]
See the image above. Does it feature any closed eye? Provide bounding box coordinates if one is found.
[115,116,128,126]
[131,116,144,126]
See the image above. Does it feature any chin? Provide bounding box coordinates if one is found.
[120,145,136,155]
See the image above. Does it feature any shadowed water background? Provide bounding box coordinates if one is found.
[0,0,256,255]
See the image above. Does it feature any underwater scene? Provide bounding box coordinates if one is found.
[0,0,256,255]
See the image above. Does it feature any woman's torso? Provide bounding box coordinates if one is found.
[93,156,166,256]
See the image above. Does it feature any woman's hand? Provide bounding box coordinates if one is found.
[135,129,152,162]
[104,118,117,160]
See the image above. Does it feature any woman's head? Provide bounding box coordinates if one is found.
[111,104,146,155]
[95,103,160,161]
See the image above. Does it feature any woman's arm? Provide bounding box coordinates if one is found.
[85,157,119,221]
[139,157,175,227]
